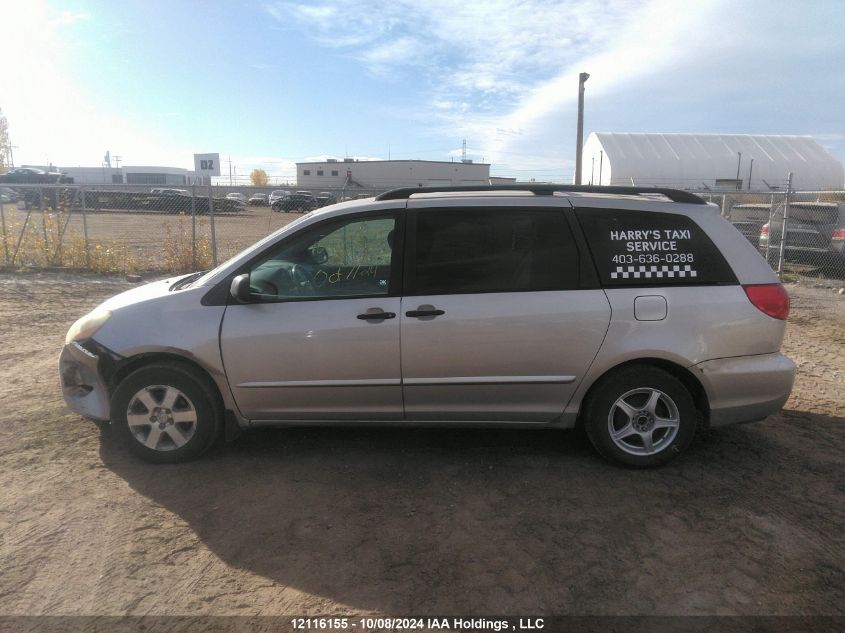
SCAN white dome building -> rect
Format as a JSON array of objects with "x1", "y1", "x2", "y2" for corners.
[{"x1": 581, "y1": 133, "x2": 844, "y2": 191}]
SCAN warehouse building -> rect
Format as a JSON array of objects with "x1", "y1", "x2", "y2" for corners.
[
  {"x1": 296, "y1": 159, "x2": 490, "y2": 190},
  {"x1": 50, "y1": 165, "x2": 196, "y2": 185},
  {"x1": 581, "y1": 133, "x2": 844, "y2": 191}
]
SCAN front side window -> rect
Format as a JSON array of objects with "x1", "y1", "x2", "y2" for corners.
[
  {"x1": 248, "y1": 216, "x2": 396, "y2": 301},
  {"x1": 409, "y1": 208, "x2": 579, "y2": 295}
]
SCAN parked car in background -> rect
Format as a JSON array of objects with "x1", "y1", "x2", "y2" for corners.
[
  {"x1": 225, "y1": 193, "x2": 248, "y2": 203},
  {"x1": 269, "y1": 190, "x2": 289, "y2": 207},
  {"x1": 59, "y1": 184, "x2": 794, "y2": 467},
  {"x1": 315, "y1": 191, "x2": 337, "y2": 207},
  {"x1": 729, "y1": 204, "x2": 770, "y2": 248},
  {"x1": 0, "y1": 187, "x2": 19, "y2": 203},
  {"x1": 150, "y1": 188, "x2": 189, "y2": 196},
  {"x1": 1, "y1": 167, "x2": 46, "y2": 178},
  {"x1": 141, "y1": 189, "x2": 193, "y2": 214},
  {"x1": 274, "y1": 190, "x2": 316, "y2": 213},
  {"x1": 0, "y1": 167, "x2": 73, "y2": 184},
  {"x1": 758, "y1": 202, "x2": 845, "y2": 273},
  {"x1": 248, "y1": 193, "x2": 268, "y2": 206}
]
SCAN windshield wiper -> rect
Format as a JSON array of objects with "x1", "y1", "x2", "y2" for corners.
[{"x1": 170, "y1": 271, "x2": 207, "y2": 291}]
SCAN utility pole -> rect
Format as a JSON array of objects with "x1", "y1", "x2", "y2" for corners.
[
  {"x1": 574, "y1": 72, "x2": 590, "y2": 185},
  {"x1": 227, "y1": 156, "x2": 233, "y2": 186},
  {"x1": 113, "y1": 155, "x2": 122, "y2": 169},
  {"x1": 598, "y1": 150, "x2": 603, "y2": 184},
  {"x1": 735, "y1": 152, "x2": 742, "y2": 190},
  {"x1": 747, "y1": 158, "x2": 754, "y2": 190},
  {"x1": 462, "y1": 139, "x2": 467, "y2": 162}
]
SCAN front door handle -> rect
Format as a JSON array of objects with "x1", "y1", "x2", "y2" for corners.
[
  {"x1": 357, "y1": 310, "x2": 396, "y2": 320},
  {"x1": 405, "y1": 308, "x2": 445, "y2": 318}
]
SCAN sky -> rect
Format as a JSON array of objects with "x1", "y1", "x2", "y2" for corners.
[{"x1": 1, "y1": 0, "x2": 843, "y2": 183}]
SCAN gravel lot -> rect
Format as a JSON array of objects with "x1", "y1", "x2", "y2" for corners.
[{"x1": 0, "y1": 272, "x2": 842, "y2": 617}]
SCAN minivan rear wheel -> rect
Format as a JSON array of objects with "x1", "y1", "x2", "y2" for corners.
[
  {"x1": 111, "y1": 363, "x2": 221, "y2": 463},
  {"x1": 583, "y1": 365, "x2": 697, "y2": 467}
]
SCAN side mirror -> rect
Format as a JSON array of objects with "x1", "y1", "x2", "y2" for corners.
[{"x1": 229, "y1": 273, "x2": 252, "y2": 303}]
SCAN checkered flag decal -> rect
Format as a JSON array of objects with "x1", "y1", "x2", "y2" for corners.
[{"x1": 610, "y1": 264, "x2": 698, "y2": 280}]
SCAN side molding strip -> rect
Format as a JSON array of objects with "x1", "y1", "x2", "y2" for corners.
[{"x1": 239, "y1": 376, "x2": 577, "y2": 388}]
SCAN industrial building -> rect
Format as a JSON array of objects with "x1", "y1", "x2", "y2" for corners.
[
  {"x1": 54, "y1": 165, "x2": 197, "y2": 185},
  {"x1": 581, "y1": 133, "x2": 844, "y2": 191},
  {"x1": 296, "y1": 159, "x2": 490, "y2": 190}
]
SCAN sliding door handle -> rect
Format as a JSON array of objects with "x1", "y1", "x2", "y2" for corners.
[
  {"x1": 405, "y1": 308, "x2": 445, "y2": 318},
  {"x1": 357, "y1": 311, "x2": 396, "y2": 320}
]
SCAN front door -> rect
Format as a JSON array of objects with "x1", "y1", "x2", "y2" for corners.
[{"x1": 220, "y1": 213, "x2": 403, "y2": 420}]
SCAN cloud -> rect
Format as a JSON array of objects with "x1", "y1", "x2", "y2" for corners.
[
  {"x1": 264, "y1": 0, "x2": 845, "y2": 175},
  {"x1": 52, "y1": 10, "x2": 90, "y2": 26},
  {"x1": 267, "y1": 0, "x2": 627, "y2": 93},
  {"x1": 263, "y1": 0, "x2": 692, "y2": 168},
  {"x1": 358, "y1": 37, "x2": 423, "y2": 76}
]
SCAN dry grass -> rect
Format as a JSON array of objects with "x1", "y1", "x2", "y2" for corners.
[
  {"x1": 161, "y1": 214, "x2": 214, "y2": 273},
  {"x1": 0, "y1": 199, "x2": 213, "y2": 274}
]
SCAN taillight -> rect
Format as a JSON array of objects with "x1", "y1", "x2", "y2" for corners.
[
  {"x1": 832, "y1": 228, "x2": 845, "y2": 240},
  {"x1": 743, "y1": 284, "x2": 790, "y2": 320},
  {"x1": 760, "y1": 224, "x2": 769, "y2": 236}
]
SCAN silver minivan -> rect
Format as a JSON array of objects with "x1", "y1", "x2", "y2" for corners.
[{"x1": 60, "y1": 185, "x2": 795, "y2": 467}]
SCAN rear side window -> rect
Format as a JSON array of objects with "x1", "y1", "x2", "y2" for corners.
[
  {"x1": 409, "y1": 208, "x2": 579, "y2": 295},
  {"x1": 575, "y1": 208, "x2": 736, "y2": 286}
]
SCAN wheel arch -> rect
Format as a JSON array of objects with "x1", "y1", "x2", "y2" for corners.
[
  {"x1": 576, "y1": 357, "x2": 710, "y2": 428},
  {"x1": 107, "y1": 352, "x2": 225, "y2": 411}
]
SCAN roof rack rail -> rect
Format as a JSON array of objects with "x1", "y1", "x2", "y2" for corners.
[{"x1": 374, "y1": 184, "x2": 706, "y2": 205}]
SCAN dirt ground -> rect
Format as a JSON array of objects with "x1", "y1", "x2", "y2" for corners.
[{"x1": 0, "y1": 272, "x2": 842, "y2": 618}]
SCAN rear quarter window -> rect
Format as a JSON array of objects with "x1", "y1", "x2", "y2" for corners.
[{"x1": 575, "y1": 208, "x2": 736, "y2": 286}]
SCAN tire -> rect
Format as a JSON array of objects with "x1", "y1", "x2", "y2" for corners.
[
  {"x1": 765, "y1": 251, "x2": 780, "y2": 270},
  {"x1": 111, "y1": 363, "x2": 222, "y2": 463},
  {"x1": 582, "y1": 365, "x2": 697, "y2": 467}
]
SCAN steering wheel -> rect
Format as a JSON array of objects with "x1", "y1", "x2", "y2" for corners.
[{"x1": 290, "y1": 264, "x2": 315, "y2": 296}]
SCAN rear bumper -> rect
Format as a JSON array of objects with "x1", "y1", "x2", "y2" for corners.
[
  {"x1": 692, "y1": 352, "x2": 795, "y2": 427},
  {"x1": 59, "y1": 342, "x2": 112, "y2": 421}
]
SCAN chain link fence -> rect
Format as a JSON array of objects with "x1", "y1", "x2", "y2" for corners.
[
  {"x1": 0, "y1": 183, "x2": 391, "y2": 275},
  {"x1": 1, "y1": 182, "x2": 843, "y2": 281},
  {"x1": 700, "y1": 187, "x2": 845, "y2": 281}
]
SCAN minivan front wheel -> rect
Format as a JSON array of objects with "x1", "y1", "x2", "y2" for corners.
[
  {"x1": 111, "y1": 363, "x2": 221, "y2": 463},
  {"x1": 583, "y1": 366, "x2": 697, "y2": 467}
]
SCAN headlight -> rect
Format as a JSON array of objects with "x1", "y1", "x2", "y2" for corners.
[{"x1": 65, "y1": 308, "x2": 111, "y2": 345}]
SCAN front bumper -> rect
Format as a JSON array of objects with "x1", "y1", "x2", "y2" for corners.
[
  {"x1": 692, "y1": 352, "x2": 796, "y2": 427},
  {"x1": 59, "y1": 341, "x2": 113, "y2": 421}
]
